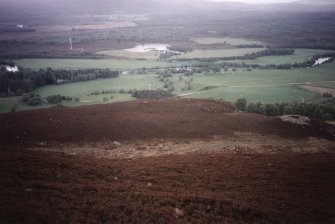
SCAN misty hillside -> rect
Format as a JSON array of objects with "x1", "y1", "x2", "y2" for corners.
[{"x1": 1, "y1": 0, "x2": 335, "y2": 16}]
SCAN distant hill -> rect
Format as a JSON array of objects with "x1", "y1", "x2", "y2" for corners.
[
  {"x1": 296, "y1": 0, "x2": 335, "y2": 5},
  {"x1": 1, "y1": 0, "x2": 335, "y2": 16}
]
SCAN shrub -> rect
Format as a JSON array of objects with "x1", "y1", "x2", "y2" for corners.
[
  {"x1": 28, "y1": 95, "x2": 42, "y2": 106},
  {"x1": 47, "y1": 95, "x2": 62, "y2": 104},
  {"x1": 235, "y1": 98, "x2": 247, "y2": 111},
  {"x1": 132, "y1": 90, "x2": 173, "y2": 99}
]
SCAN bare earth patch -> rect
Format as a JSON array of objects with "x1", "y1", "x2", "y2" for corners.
[
  {"x1": 296, "y1": 84, "x2": 335, "y2": 96},
  {"x1": 30, "y1": 133, "x2": 335, "y2": 159}
]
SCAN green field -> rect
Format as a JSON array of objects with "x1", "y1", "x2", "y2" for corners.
[
  {"x1": 35, "y1": 73, "x2": 162, "y2": 98},
  {"x1": 0, "y1": 96, "x2": 54, "y2": 114},
  {"x1": 0, "y1": 97, "x2": 23, "y2": 113},
  {"x1": 2, "y1": 60, "x2": 333, "y2": 113},
  {"x1": 0, "y1": 74, "x2": 163, "y2": 113},
  {"x1": 186, "y1": 85, "x2": 314, "y2": 103},
  {"x1": 172, "y1": 48, "x2": 264, "y2": 59},
  {"x1": 3, "y1": 42, "x2": 335, "y2": 113},
  {"x1": 174, "y1": 62, "x2": 335, "y2": 103}
]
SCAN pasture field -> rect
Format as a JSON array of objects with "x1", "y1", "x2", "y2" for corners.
[
  {"x1": 186, "y1": 85, "x2": 314, "y2": 103},
  {"x1": 192, "y1": 37, "x2": 263, "y2": 45},
  {"x1": 196, "y1": 63, "x2": 335, "y2": 87},
  {"x1": 15, "y1": 58, "x2": 179, "y2": 70},
  {"x1": 4, "y1": 42, "x2": 335, "y2": 113},
  {"x1": 172, "y1": 48, "x2": 264, "y2": 59},
  {"x1": 0, "y1": 74, "x2": 162, "y2": 113},
  {"x1": 2, "y1": 61, "x2": 333, "y2": 113},
  {"x1": 0, "y1": 97, "x2": 52, "y2": 114},
  {"x1": 0, "y1": 97, "x2": 22, "y2": 113},
  {"x1": 173, "y1": 62, "x2": 335, "y2": 102},
  {"x1": 34, "y1": 73, "x2": 162, "y2": 97}
]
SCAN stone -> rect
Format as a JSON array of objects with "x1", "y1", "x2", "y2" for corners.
[{"x1": 113, "y1": 141, "x2": 122, "y2": 147}]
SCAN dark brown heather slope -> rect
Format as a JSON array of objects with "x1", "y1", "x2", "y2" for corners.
[
  {"x1": 0, "y1": 99, "x2": 334, "y2": 146},
  {"x1": 0, "y1": 99, "x2": 335, "y2": 223},
  {"x1": 0, "y1": 150, "x2": 334, "y2": 224}
]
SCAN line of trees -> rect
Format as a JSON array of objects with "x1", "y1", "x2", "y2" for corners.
[
  {"x1": 235, "y1": 98, "x2": 335, "y2": 121},
  {"x1": 132, "y1": 90, "x2": 173, "y2": 99},
  {"x1": 174, "y1": 50, "x2": 335, "y2": 70},
  {"x1": 21, "y1": 93, "x2": 75, "y2": 106},
  {"x1": 176, "y1": 48, "x2": 295, "y2": 62},
  {"x1": 0, "y1": 68, "x2": 119, "y2": 97}
]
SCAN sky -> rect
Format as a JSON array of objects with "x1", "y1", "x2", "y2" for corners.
[{"x1": 208, "y1": 0, "x2": 296, "y2": 3}]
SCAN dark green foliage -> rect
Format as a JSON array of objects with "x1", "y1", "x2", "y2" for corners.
[
  {"x1": 46, "y1": 95, "x2": 72, "y2": 104},
  {"x1": 265, "y1": 103, "x2": 280, "y2": 116},
  {"x1": 235, "y1": 98, "x2": 247, "y2": 111},
  {"x1": 246, "y1": 103, "x2": 258, "y2": 113},
  {"x1": 323, "y1": 92, "x2": 333, "y2": 98},
  {"x1": 237, "y1": 44, "x2": 264, "y2": 48},
  {"x1": 27, "y1": 95, "x2": 42, "y2": 106},
  {"x1": 22, "y1": 92, "x2": 42, "y2": 106},
  {"x1": 10, "y1": 104, "x2": 17, "y2": 112},
  {"x1": 0, "y1": 68, "x2": 119, "y2": 97},
  {"x1": 47, "y1": 95, "x2": 63, "y2": 104},
  {"x1": 89, "y1": 90, "x2": 117, "y2": 96},
  {"x1": 132, "y1": 90, "x2": 173, "y2": 99},
  {"x1": 22, "y1": 93, "x2": 32, "y2": 102},
  {"x1": 177, "y1": 48, "x2": 295, "y2": 62},
  {"x1": 246, "y1": 101, "x2": 335, "y2": 120}
]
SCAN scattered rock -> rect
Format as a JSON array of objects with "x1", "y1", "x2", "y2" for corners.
[
  {"x1": 113, "y1": 141, "x2": 122, "y2": 147},
  {"x1": 280, "y1": 115, "x2": 311, "y2": 126},
  {"x1": 175, "y1": 208, "x2": 184, "y2": 217},
  {"x1": 136, "y1": 146, "x2": 147, "y2": 151},
  {"x1": 108, "y1": 141, "x2": 122, "y2": 149},
  {"x1": 114, "y1": 177, "x2": 118, "y2": 180},
  {"x1": 38, "y1": 141, "x2": 47, "y2": 147},
  {"x1": 24, "y1": 188, "x2": 33, "y2": 192},
  {"x1": 147, "y1": 182, "x2": 153, "y2": 187}
]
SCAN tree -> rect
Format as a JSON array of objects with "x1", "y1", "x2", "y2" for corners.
[
  {"x1": 235, "y1": 98, "x2": 247, "y2": 111},
  {"x1": 282, "y1": 105, "x2": 293, "y2": 115},
  {"x1": 47, "y1": 95, "x2": 63, "y2": 104},
  {"x1": 28, "y1": 95, "x2": 42, "y2": 106},
  {"x1": 246, "y1": 102, "x2": 257, "y2": 113},
  {"x1": 265, "y1": 104, "x2": 280, "y2": 116}
]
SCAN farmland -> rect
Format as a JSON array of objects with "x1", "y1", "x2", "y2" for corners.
[
  {"x1": 171, "y1": 48, "x2": 264, "y2": 59},
  {"x1": 0, "y1": 47, "x2": 332, "y2": 113}
]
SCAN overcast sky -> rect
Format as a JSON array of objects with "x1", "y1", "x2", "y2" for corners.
[{"x1": 208, "y1": 0, "x2": 296, "y2": 3}]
